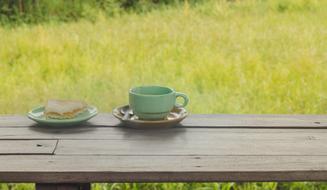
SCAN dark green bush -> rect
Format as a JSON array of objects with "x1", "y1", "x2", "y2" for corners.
[
  {"x1": 0, "y1": 0, "x2": 198, "y2": 24},
  {"x1": 0, "y1": 0, "x2": 92, "y2": 23}
]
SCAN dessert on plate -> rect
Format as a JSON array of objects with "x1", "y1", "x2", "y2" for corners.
[{"x1": 44, "y1": 99, "x2": 87, "y2": 119}]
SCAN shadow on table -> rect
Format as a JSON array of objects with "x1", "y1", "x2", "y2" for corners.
[
  {"x1": 114, "y1": 123, "x2": 188, "y2": 141},
  {"x1": 28, "y1": 121, "x2": 186, "y2": 142},
  {"x1": 28, "y1": 122, "x2": 97, "y2": 134}
]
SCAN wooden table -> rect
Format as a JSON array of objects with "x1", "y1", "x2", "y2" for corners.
[{"x1": 1, "y1": 114, "x2": 327, "y2": 190}]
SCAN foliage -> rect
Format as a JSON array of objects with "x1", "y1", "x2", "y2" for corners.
[
  {"x1": 2, "y1": 183, "x2": 327, "y2": 190},
  {"x1": 0, "y1": 0, "x2": 319, "y2": 24},
  {"x1": 1, "y1": 0, "x2": 326, "y2": 114},
  {"x1": 0, "y1": 0, "x2": 199, "y2": 24}
]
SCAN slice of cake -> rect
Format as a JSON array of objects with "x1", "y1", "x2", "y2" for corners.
[{"x1": 44, "y1": 99, "x2": 87, "y2": 119}]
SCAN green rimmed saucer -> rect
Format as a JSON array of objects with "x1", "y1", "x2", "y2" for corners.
[
  {"x1": 27, "y1": 106, "x2": 98, "y2": 127},
  {"x1": 112, "y1": 105, "x2": 188, "y2": 129}
]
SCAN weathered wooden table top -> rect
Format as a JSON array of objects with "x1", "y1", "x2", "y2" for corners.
[{"x1": 1, "y1": 114, "x2": 327, "y2": 183}]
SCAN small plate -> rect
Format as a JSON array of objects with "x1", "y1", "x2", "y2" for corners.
[
  {"x1": 112, "y1": 105, "x2": 188, "y2": 129},
  {"x1": 27, "y1": 106, "x2": 98, "y2": 127}
]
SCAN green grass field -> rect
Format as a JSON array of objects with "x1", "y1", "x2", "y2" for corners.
[{"x1": 1, "y1": 0, "x2": 327, "y2": 189}]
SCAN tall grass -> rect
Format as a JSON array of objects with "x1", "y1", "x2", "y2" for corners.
[
  {"x1": 0, "y1": 0, "x2": 326, "y2": 114},
  {"x1": 1, "y1": 182, "x2": 327, "y2": 190},
  {"x1": 0, "y1": 0, "x2": 327, "y2": 189}
]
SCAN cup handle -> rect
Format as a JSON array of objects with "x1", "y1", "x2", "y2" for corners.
[{"x1": 175, "y1": 92, "x2": 189, "y2": 108}]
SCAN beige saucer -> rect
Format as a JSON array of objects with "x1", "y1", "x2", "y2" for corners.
[{"x1": 112, "y1": 105, "x2": 188, "y2": 129}]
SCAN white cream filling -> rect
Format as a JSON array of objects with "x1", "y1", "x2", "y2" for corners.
[{"x1": 45, "y1": 100, "x2": 87, "y2": 114}]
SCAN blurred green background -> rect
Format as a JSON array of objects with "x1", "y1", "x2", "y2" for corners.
[{"x1": 0, "y1": 0, "x2": 327, "y2": 189}]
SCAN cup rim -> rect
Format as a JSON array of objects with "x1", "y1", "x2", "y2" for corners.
[{"x1": 129, "y1": 85, "x2": 174, "y2": 97}]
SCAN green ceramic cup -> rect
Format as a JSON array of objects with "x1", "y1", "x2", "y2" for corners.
[{"x1": 129, "y1": 86, "x2": 189, "y2": 120}]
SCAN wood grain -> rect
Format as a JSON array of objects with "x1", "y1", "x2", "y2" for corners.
[
  {"x1": 1, "y1": 114, "x2": 327, "y2": 128},
  {"x1": 55, "y1": 135, "x2": 327, "y2": 156},
  {"x1": 2, "y1": 127, "x2": 327, "y2": 140},
  {"x1": 182, "y1": 114, "x2": 327, "y2": 128},
  {"x1": 0, "y1": 115, "x2": 34, "y2": 127},
  {"x1": 0, "y1": 140, "x2": 57, "y2": 155},
  {"x1": 1, "y1": 114, "x2": 327, "y2": 182},
  {"x1": 0, "y1": 155, "x2": 327, "y2": 182}
]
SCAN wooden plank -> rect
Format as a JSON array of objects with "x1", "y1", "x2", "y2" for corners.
[
  {"x1": 36, "y1": 183, "x2": 90, "y2": 190},
  {"x1": 0, "y1": 140, "x2": 57, "y2": 155},
  {"x1": 1, "y1": 114, "x2": 327, "y2": 128},
  {"x1": 92, "y1": 114, "x2": 327, "y2": 128},
  {"x1": 0, "y1": 114, "x2": 327, "y2": 183},
  {"x1": 55, "y1": 130, "x2": 327, "y2": 155},
  {"x1": 0, "y1": 115, "x2": 35, "y2": 127},
  {"x1": 182, "y1": 114, "x2": 327, "y2": 128},
  {"x1": 2, "y1": 127, "x2": 327, "y2": 140},
  {"x1": 0, "y1": 155, "x2": 327, "y2": 182}
]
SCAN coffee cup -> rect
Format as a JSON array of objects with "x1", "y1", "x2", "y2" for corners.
[{"x1": 129, "y1": 85, "x2": 189, "y2": 120}]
